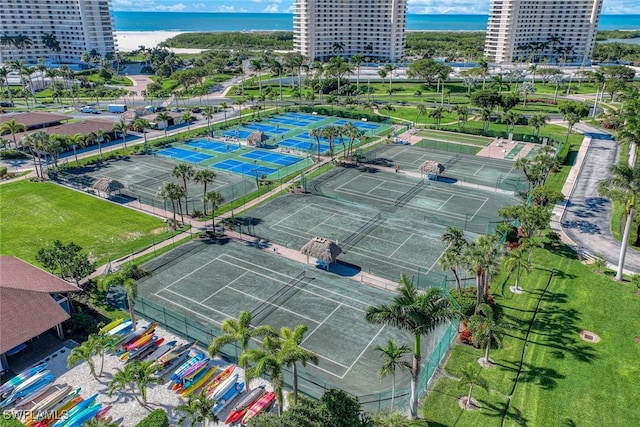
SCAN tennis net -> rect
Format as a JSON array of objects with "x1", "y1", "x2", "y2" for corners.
[
  {"x1": 340, "y1": 213, "x2": 384, "y2": 253},
  {"x1": 445, "y1": 153, "x2": 460, "y2": 168},
  {"x1": 394, "y1": 179, "x2": 426, "y2": 208},
  {"x1": 251, "y1": 270, "x2": 307, "y2": 325}
]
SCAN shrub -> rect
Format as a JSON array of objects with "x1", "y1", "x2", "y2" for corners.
[
  {"x1": 135, "y1": 409, "x2": 169, "y2": 427},
  {"x1": 0, "y1": 166, "x2": 7, "y2": 178},
  {"x1": 450, "y1": 287, "x2": 476, "y2": 317},
  {"x1": 191, "y1": 209, "x2": 203, "y2": 218},
  {"x1": 0, "y1": 149, "x2": 28, "y2": 160},
  {"x1": 63, "y1": 312, "x2": 97, "y2": 335}
]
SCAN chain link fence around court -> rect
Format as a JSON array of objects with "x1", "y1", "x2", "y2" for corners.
[{"x1": 133, "y1": 295, "x2": 458, "y2": 414}]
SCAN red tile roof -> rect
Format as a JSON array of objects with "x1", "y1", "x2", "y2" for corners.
[
  {"x1": 0, "y1": 256, "x2": 79, "y2": 354},
  {"x1": 0, "y1": 112, "x2": 69, "y2": 129}
]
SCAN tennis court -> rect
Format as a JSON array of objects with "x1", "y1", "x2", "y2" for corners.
[
  {"x1": 245, "y1": 123, "x2": 289, "y2": 134},
  {"x1": 59, "y1": 155, "x2": 258, "y2": 211},
  {"x1": 136, "y1": 239, "x2": 415, "y2": 398},
  {"x1": 212, "y1": 159, "x2": 278, "y2": 177},
  {"x1": 365, "y1": 144, "x2": 528, "y2": 193},
  {"x1": 156, "y1": 147, "x2": 214, "y2": 163},
  {"x1": 223, "y1": 129, "x2": 252, "y2": 139},
  {"x1": 187, "y1": 139, "x2": 241, "y2": 153},
  {"x1": 240, "y1": 167, "x2": 519, "y2": 285},
  {"x1": 241, "y1": 150, "x2": 304, "y2": 166},
  {"x1": 278, "y1": 138, "x2": 331, "y2": 154}
]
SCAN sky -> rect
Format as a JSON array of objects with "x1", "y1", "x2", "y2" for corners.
[{"x1": 111, "y1": 0, "x2": 639, "y2": 14}]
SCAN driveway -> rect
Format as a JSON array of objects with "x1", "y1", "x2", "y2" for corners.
[{"x1": 560, "y1": 123, "x2": 640, "y2": 273}]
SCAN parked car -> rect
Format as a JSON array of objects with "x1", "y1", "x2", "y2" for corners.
[
  {"x1": 191, "y1": 107, "x2": 201, "y2": 113},
  {"x1": 80, "y1": 106, "x2": 99, "y2": 114},
  {"x1": 0, "y1": 101, "x2": 13, "y2": 107}
]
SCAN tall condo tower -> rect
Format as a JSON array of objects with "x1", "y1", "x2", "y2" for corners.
[
  {"x1": 0, "y1": 0, "x2": 116, "y2": 64},
  {"x1": 484, "y1": 0, "x2": 603, "y2": 65},
  {"x1": 294, "y1": 0, "x2": 407, "y2": 62}
]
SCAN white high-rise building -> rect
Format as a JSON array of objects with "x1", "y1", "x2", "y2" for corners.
[
  {"x1": 0, "y1": 0, "x2": 116, "y2": 65},
  {"x1": 484, "y1": 0, "x2": 603, "y2": 65},
  {"x1": 293, "y1": 0, "x2": 407, "y2": 62}
]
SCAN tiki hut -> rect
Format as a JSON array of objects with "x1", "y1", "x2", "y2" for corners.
[
  {"x1": 92, "y1": 177, "x2": 124, "y2": 197},
  {"x1": 247, "y1": 130, "x2": 269, "y2": 147},
  {"x1": 300, "y1": 237, "x2": 342, "y2": 269},
  {"x1": 419, "y1": 160, "x2": 444, "y2": 179}
]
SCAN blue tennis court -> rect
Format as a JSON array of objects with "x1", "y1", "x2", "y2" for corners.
[
  {"x1": 297, "y1": 132, "x2": 330, "y2": 142},
  {"x1": 241, "y1": 150, "x2": 303, "y2": 166},
  {"x1": 223, "y1": 129, "x2": 252, "y2": 138},
  {"x1": 157, "y1": 147, "x2": 214, "y2": 163},
  {"x1": 334, "y1": 119, "x2": 380, "y2": 130},
  {"x1": 268, "y1": 117, "x2": 308, "y2": 127},
  {"x1": 187, "y1": 139, "x2": 241, "y2": 153},
  {"x1": 211, "y1": 159, "x2": 277, "y2": 177},
  {"x1": 245, "y1": 124, "x2": 288, "y2": 134},
  {"x1": 279, "y1": 139, "x2": 331, "y2": 153},
  {"x1": 284, "y1": 113, "x2": 325, "y2": 122}
]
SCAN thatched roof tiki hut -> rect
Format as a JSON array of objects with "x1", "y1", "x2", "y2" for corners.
[
  {"x1": 247, "y1": 130, "x2": 269, "y2": 147},
  {"x1": 300, "y1": 237, "x2": 342, "y2": 270},
  {"x1": 419, "y1": 160, "x2": 445, "y2": 180},
  {"x1": 92, "y1": 177, "x2": 124, "y2": 197}
]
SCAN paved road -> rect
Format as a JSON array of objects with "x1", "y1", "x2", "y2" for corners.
[{"x1": 560, "y1": 123, "x2": 640, "y2": 273}]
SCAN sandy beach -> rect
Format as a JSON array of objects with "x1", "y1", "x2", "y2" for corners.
[{"x1": 115, "y1": 31, "x2": 207, "y2": 54}]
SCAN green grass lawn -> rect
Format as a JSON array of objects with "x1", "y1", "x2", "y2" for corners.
[
  {"x1": 0, "y1": 180, "x2": 168, "y2": 266},
  {"x1": 423, "y1": 239, "x2": 640, "y2": 426}
]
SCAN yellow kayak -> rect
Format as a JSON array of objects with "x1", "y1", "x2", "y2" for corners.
[
  {"x1": 180, "y1": 367, "x2": 217, "y2": 398},
  {"x1": 98, "y1": 318, "x2": 126, "y2": 335}
]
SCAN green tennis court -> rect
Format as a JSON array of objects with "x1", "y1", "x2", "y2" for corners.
[
  {"x1": 364, "y1": 144, "x2": 528, "y2": 193},
  {"x1": 237, "y1": 167, "x2": 519, "y2": 286},
  {"x1": 136, "y1": 239, "x2": 416, "y2": 399},
  {"x1": 59, "y1": 155, "x2": 257, "y2": 211}
]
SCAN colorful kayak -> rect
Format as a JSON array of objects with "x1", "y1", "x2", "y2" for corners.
[
  {"x1": 143, "y1": 340, "x2": 177, "y2": 363},
  {"x1": 204, "y1": 365, "x2": 235, "y2": 397},
  {"x1": 2, "y1": 374, "x2": 55, "y2": 408},
  {"x1": 156, "y1": 351, "x2": 190, "y2": 378},
  {"x1": 13, "y1": 371, "x2": 52, "y2": 394},
  {"x1": 33, "y1": 395, "x2": 83, "y2": 427},
  {"x1": 180, "y1": 366, "x2": 218, "y2": 397},
  {"x1": 173, "y1": 362, "x2": 210, "y2": 391},
  {"x1": 120, "y1": 336, "x2": 163, "y2": 361},
  {"x1": 213, "y1": 382, "x2": 244, "y2": 416},
  {"x1": 28, "y1": 386, "x2": 74, "y2": 414},
  {"x1": 116, "y1": 323, "x2": 152, "y2": 348},
  {"x1": 98, "y1": 318, "x2": 126, "y2": 335},
  {"x1": 62, "y1": 403, "x2": 102, "y2": 427},
  {"x1": 126, "y1": 337, "x2": 165, "y2": 362},
  {"x1": 122, "y1": 324, "x2": 158, "y2": 351},
  {"x1": 208, "y1": 372, "x2": 238, "y2": 401},
  {"x1": 106, "y1": 320, "x2": 134, "y2": 336},
  {"x1": 0, "y1": 363, "x2": 48, "y2": 397},
  {"x1": 170, "y1": 353, "x2": 205, "y2": 384},
  {"x1": 12, "y1": 382, "x2": 55, "y2": 410},
  {"x1": 242, "y1": 391, "x2": 276, "y2": 424},
  {"x1": 51, "y1": 393, "x2": 98, "y2": 427},
  {"x1": 157, "y1": 341, "x2": 196, "y2": 366},
  {"x1": 26, "y1": 388, "x2": 80, "y2": 426},
  {"x1": 224, "y1": 385, "x2": 265, "y2": 425}
]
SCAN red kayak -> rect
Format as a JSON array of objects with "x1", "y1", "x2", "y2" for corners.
[
  {"x1": 242, "y1": 391, "x2": 275, "y2": 424},
  {"x1": 224, "y1": 386, "x2": 265, "y2": 424}
]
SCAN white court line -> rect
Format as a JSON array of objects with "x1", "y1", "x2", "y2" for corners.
[
  {"x1": 388, "y1": 232, "x2": 416, "y2": 258},
  {"x1": 473, "y1": 164, "x2": 486, "y2": 176},
  {"x1": 155, "y1": 292, "x2": 229, "y2": 326},
  {"x1": 217, "y1": 255, "x2": 368, "y2": 311},
  {"x1": 301, "y1": 304, "x2": 341, "y2": 345},
  {"x1": 436, "y1": 194, "x2": 455, "y2": 211},
  {"x1": 469, "y1": 197, "x2": 489, "y2": 222},
  {"x1": 333, "y1": 173, "x2": 366, "y2": 194},
  {"x1": 202, "y1": 271, "x2": 249, "y2": 304},
  {"x1": 366, "y1": 180, "x2": 389, "y2": 195},
  {"x1": 271, "y1": 203, "x2": 310, "y2": 228},
  {"x1": 342, "y1": 325, "x2": 386, "y2": 378},
  {"x1": 158, "y1": 254, "x2": 227, "y2": 293},
  {"x1": 226, "y1": 286, "x2": 320, "y2": 325},
  {"x1": 309, "y1": 212, "x2": 340, "y2": 234}
]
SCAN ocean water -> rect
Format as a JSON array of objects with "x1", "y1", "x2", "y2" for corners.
[{"x1": 112, "y1": 12, "x2": 640, "y2": 33}]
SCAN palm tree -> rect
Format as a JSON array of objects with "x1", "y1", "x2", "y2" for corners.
[
  {"x1": 518, "y1": 82, "x2": 536, "y2": 107},
  {"x1": 439, "y1": 248, "x2": 465, "y2": 294},
  {"x1": 131, "y1": 118, "x2": 150, "y2": 151},
  {"x1": 598, "y1": 163, "x2": 640, "y2": 281},
  {"x1": 202, "y1": 106, "x2": 214, "y2": 136},
  {"x1": 0, "y1": 66, "x2": 13, "y2": 103},
  {"x1": 91, "y1": 333, "x2": 118, "y2": 377},
  {"x1": 250, "y1": 58, "x2": 263, "y2": 95},
  {"x1": 240, "y1": 335, "x2": 285, "y2": 414},
  {"x1": 415, "y1": 104, "x2": 427, "y2": 127},
  {"x1": 504, "y1": 246, "x2": 532, "y2": 293},
  {"x1": 468, "y1": 303, "x2": 511, "y2": 366},
  {"x1": 102, "y1": 263, "x2": 151, "y2": 332},
  {"x1": 373, "y1": 339, "x2": 411, "y2": 409},
  {"x1": 208, "y1": 310, "x2": 275, "y2": 392},
  {"x1": 42, "y1": 32, "x2": 61, "y2": 62},
  {"x1": 112, "y1": 120, "x2": 129, "y2": 152},
  {"x1": 503, "y1": 110, "x2": 522, "y2": 134},
  {"x1": 180, "y1": 112, "x2": 196, "y2": 133},
  {"x1": 0, "y1": 119, "x2": 26, "y2": 150},
  {"x1": 93, "y1": 129, "x2": 110, "y2": 159},
  {"x1": 428, "y1": 106, "x2": 446, "y2": 129},
  {"x1": 365, "y1": 274, "x2": 457, "y2": 419},
  {"x1": 455, "y1": 105, "x2": 470, "y2": 130},
  {"x1": 528, "y1": 114, "x2": 549, "y2": 137},
  {"x1": 156, "y1": 111, "x2": 171, "y2": 141},
  {"x1": 19, "y1": 131, "x2": 45, "y2": 178},
  {"x1": 459, "y1": 363, "x2": 489, "y2": 410},
  {"x1": 351, "y1": 54, "x2": 364, "y2": 97},
  {"x1": 203, "y1": 191, "x2": 224, "y2": 228},
  {"x1": 194, "y1": 169, "x2": 217, "y2": 214},
  {"x1": 279, "y1": 325, "x2": 319, "y2": 405},
  {"x1": 309, "y1": 127, "x2": 323, "y2": 162},
  {"x1": 463, "y1": 235, "x2": 502, "y2": 313},
  {"x1": 108, "y1": 360, "x2": 162, "y2": 406},
  {"x1": 176, "y1": 390, "x2": 218, "y2": 427},
  {"x1": 67, "y1": 339, "x2": 98, "y2": 379},
  {"x1": 157, "y1": 182, "x2": 185, "y2": 225},
  {"x1": 172, "y1": 163, "x2": 195, "y2": 215}
]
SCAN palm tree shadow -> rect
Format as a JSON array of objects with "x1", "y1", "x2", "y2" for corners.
[{"x1": 478, "y1": 398, "x2": 529, "y2": 426}]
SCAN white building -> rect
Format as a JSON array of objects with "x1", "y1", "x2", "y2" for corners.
[
  {"x1": 0, "y1": 0, "x2": 116, "y2": 65},
  {"x1": 293, "y1": 0, "x2": 407, "y2": 62},
  {"x1": 484, "y1": 0, "x2": 603, "y2": 65}
]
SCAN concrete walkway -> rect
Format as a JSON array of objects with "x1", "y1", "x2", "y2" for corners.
[{"x1": 552, "y1": 123, "x2": 640, "y2": 274}]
